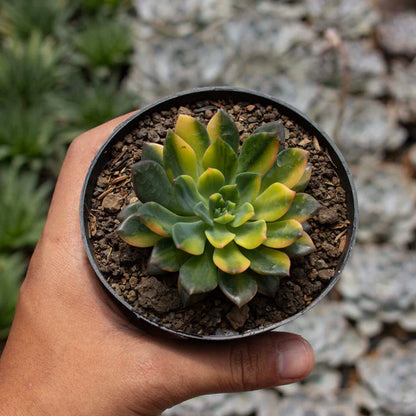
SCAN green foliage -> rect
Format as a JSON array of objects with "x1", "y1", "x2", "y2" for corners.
[
  {"x1": 0, "y1": 253, "x2": 26, "y2": 339},
  {"x1": 118, "y1": 110, "x2": 321, "y2": 307},
  {"x1": 0, "y1": 164, "x2": 51, "y2": 251},
  {"x1": 0, "y1": 104, "x2": 55, "y2": 162},
  {"x1": 0, "y1": 0, "x2": 73, "y2": 39},
  {"x1": 74, "y1": 16, "x2": 132, "y2": 70},
  {"x1": 59, "y1": 78, "x2": 136, "y2": 139},
  {"x1": 0, "y1": 33, "x2": 64, "y2": 107},
  {"x1": 77, "y1": 0, "x2": 132, "y2": 13}
]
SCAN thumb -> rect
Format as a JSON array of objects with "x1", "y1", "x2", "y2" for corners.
[{"x1": 149, "y1": 332, "x2": 314, "y2": 410}]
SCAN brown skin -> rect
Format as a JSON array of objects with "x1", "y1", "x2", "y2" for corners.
[{"x1": 0, "y1": 114, "x2": 314, "y2": 416}]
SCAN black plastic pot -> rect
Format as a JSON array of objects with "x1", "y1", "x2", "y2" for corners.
[{"x1": 80, "y1": 86, "x2": 358, "y2": 341}]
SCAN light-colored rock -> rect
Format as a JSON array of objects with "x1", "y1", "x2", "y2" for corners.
[{"x1": 357, "y1": 338, "x2": 416, "y2": 415}]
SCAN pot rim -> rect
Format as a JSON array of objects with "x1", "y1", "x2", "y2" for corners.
[{"x1": 80, "y1": 86, "x2": 358, "y2": 341}]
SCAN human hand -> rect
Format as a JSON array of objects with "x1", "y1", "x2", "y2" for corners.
[{"x1": 0, "y1": 114, "x2": 314, "y2": 416}]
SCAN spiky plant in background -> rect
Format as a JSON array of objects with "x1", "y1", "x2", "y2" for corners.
[
  {"x1": 0, "y1": 253, "x2": 26, "y2": 339},
  {"x1": 117, "y1": 110, "x2": 321, "y2": 307}
]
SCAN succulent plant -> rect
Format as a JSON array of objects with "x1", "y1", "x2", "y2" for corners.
[{"x1": 117, "y1": 109, "x2": 321, "y2": 307}]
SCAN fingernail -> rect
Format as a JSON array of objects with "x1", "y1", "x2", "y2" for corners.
[{"x1": 277, "y1": 337, "x2": 313, "y2": 381}]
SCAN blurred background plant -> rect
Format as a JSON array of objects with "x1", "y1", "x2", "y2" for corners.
[{"x1": 0, "y1": 0, "x2": 136, "y2": 344}]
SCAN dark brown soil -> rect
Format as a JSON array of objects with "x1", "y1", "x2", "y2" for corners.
[{"x1": 87, "y1": 100, "x2": 349, "y2": 336}]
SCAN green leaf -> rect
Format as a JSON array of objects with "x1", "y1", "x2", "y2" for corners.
[
  {"x1": 194, "y1": 201, "x2": 213, "y2": 226},
  {"x1": 282, "y1": 231, "x2": 316, "y2": 257},
  {"x1": 242, "y1": 246, "x2": 290, "y2": 276},
  {"x1": 253, "y1": 183, "x2": 295, "y2": 222},
  {"x1": 148, "y1": 238, "x2": 190, "y2": 272},
  {"x1": 174, "y1": 175, "x2": 204, "y2": 215},
  {"x1": 219, "y1": 184, "x2": 239, "y2": 203},
  {"x1": 292, "y1": 164, "x2": 312, "y2": 192},
  {"x1": 253, "y1": 121, "x2": 285, "y2": 144},
  {"x1": 172, "y1": 221, "x2": 207, "y2": 255},
  {"x1": 237, "y1": 132, "x2": 279, "y2": 175},
  {"x1": 279, "y1": 193, "x2": 321, "y2": 222},
  {"x1": 202, "y1": 137, "x2": 238, "y2": 183},
  {"x1": 234, "y1": 220, "x2": 267, "y2": 249},
  {"x1": 141, "y1": 142, "x2": 164, "y2": 165},
  {"x1": 174, "y1": 114, "x2": 210, "y2": 171},
  {"x1": 117, "y1": 200, "x2": 142, "y2": 222},
  {"x1": 235, "y1": 172, "x2": 261, "y2": 204},
  {"x1": 179, "y1": 248, "x2": 218, "y2": 295},
  {"x1": 206, "y1": 109, "x2": 239, "y2": 153},
  {"x1": 198, "y1": 168, "x2": 225, "y2": 199},
  {"x1": 132, "y1": 160, "x2": 180, "y2": 213},
  {"x1": 264, "y1": 219, "x2": 303, "y2": 248},
  {"x1": 178, "y1": 280, "x2": 207, "y2": 306},
  {"x1": 209, "y1": 193, "x2": 224, "y2": 217},
  {"x1": 205, "y1": 223, "x2": 235, "y2": 248},
  {"x1": 137, "y1": 202, "x2": 196, "y2": 237},
  {"x1": 256, "y1": 275, "x2": 280, "y2": 297},
  {"x1": 218, "y1": 271, "x2": 257, "y2": 308},
  {"x1": 213, "y1": 213, "x2": 235, "y2": 225},
  {"x1": 164, "y1": 130, "x2": 198, "y2": 181},
  {"x1": 231, "y1": 202, "x2": 255, "y2": 227},
  {"x1": 261, "y1": 148, "x2": 309, "y2": 192},
  {"x1": 213, "y1": 241, "x2": 250, "y2": 274},
  {"x1": 117, "y1": 214, "x2": 162, "y2": 247}
]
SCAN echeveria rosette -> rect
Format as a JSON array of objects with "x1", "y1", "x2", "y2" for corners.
[{"x1": 117, "y1": 110, "x2": 321, "y2": 307}]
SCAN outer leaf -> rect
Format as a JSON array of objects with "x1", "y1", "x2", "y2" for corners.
[
  {"x1": 178, "y1": 279, "x2": 207, "y2": 306},
  {"x1": 235, "y1": 172, "x2": 261, "y2": 204},
  {"x1": 174, "y1": 114, "x2": 210, "y2": 170},
  {"x1": 205, "y1": 223, "x2": 235, "y2": 248},
  {"x1": 198, "y1": 168, "x2": 224, "y2": 199},
  {"x1": 172, "y1": 221, "x2": 207, "y2": 255},
  {"x1": 218, "y1": 271, "x2": 257, "y2": 308},
  {"x1": 219, "y1": 184, "x2": 239, "y2": 203},
  {"x1": 141, "y1": 142, "x2": 164, "y2": 165},
  {"x1": 164, "y1": 130, "x2": 198, "y2": 181},
  {"x1": 207, "y1": 109, "x2": 239, "y2": 153},
  {"x1": 213, "y1": 241, "x2": 250, "y2": 274},
  {"x1": 174, "y1": 175, "x2": 204, "y2": 215},
  {"x1": 292, "y1": 164, "x2": 312, "y2": 192},
  {"x1": 261, "y1": 148, "x2": 309, "y2": 192},
  {"x1": 148, "y1": 238, "x2": 190, "y2": 272},
  {"x1": 132, "y1": 160, "x2": 180, "y2": 213},
  {"x1": 253, "y1": 121, "x2": 285, "y2": 144},
  {"x1": 279, "y1": 193, "x2": 321, "y2": 222},
  {"x1": 117, "y1": 200, "x2": 142, "y2": 222},
  {"x1": 256, "y1": 275, "x2": 280, "y2": 297},
  {"x1": 282, "y1": 231, "x2": 316, "y2": 257},
  {"x1": 234, "y1": 220, "x2": 267, "y2": 249},
  {"x1": 117, "y1": 214, "x2": 162, "y2": 247},
  {"x1": 242, "y1": 246, "x2": 290, "y2": 276},
  {"x1": 263, "y1": 219, "x2": 303, "y2": 248},
  {"x1": 231, "y1": 202, "x2": 255, "y2": 227},
  {"x1": 253, "y1": 183, "x2": 295, "y2": 222},
  {"x1": 237, "y1": 132, "x2": 279, "y2": 175},
  {"x1": 179, "y1": 248, "x2": 218, "y2": 295},
  {"x1": 137, "y1": 202, "x2": 196, "y2": 237},
  {"x1": 202, "y1": 137, "x2": 238, "y2": 183},
  {"x1": 194, "y1": 201, "x2": 213, "y2": 226}
]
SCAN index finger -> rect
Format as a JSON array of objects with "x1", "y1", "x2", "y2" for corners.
[{"x1": 43, "y1": 112, "x2": 137, "y2": 248}]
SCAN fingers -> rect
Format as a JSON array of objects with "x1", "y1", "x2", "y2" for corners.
[
  {"x1": 145, "y1": 332, "x2": 314, "y2": 410},
  {"x1": 41, "y1": 112, "x2": 136, "y2": 250}
]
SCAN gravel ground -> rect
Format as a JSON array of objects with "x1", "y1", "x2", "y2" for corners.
[{"x1": 126, "y1": 1, "x2": 416, "y2": 414}]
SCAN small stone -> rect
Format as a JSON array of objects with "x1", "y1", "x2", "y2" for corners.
[
  {"x1": 318, "y1": 269, "x2": 334, "y2": 280},
  {"x1": 127, "y1": 290, "x2": 137, "y2": 302},
  {"x1": 246, "y1": 104, "x2": 255, "y2": 112},
  {"x1": 226, "y1": 305, "x2": 250, "y2": 330},
  {"x1": 102, "y1": 193, "x2": 124, "y2": 213},
  {"x1": 318, "y1": 207, "x2": 339, "y2": 225},
  {"x1": 97, "y1": 175, "x2": 108, "y2": 188},
  {"x1": 178, "y1": 106, "x2": 193, "y2": 115}
]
